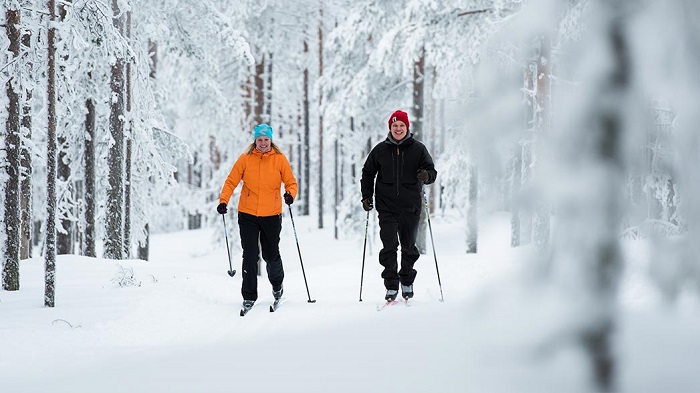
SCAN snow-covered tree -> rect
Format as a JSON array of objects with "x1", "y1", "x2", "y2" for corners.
[
  {"x1": 45, "y1": 0, "x2": 58, "y2": 307},
  {"x1": 2, "y1": 3, "x2": 22, "y2": 291},
  {"x1": 103, "y1": 0, "x2": 127, "y2": 260}
]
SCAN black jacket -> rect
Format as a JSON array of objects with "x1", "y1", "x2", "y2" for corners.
[{"x1": 360, "y1": 133, "x2": 437, "y2": 214}]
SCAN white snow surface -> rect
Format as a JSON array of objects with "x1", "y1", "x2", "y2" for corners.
[{"x1": 1, "y1": 212, "x2": 700, "y2": 393}]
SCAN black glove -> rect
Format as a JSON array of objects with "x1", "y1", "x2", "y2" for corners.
[
  {"x1": 217, "y1": 203, "x2": 228, "y2": 215},
  {"x1": 283, "y1": 192, "x2": 294, "y2": 205},
  {"x1": 361, "y1": 198, "x2": 373, "y2": 212},
  {"x1": 417, "y1": 169, "x2": 429, "y2": 183}
]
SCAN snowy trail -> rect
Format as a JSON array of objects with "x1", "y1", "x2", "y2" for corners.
[
  {"x1": 3, "y1": 213, "x2": 700, "y2": 392},
  {"x1": 0, "y1": 213, "x2": 518, "y2": 392}
]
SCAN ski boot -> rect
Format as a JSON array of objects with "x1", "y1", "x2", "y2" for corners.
[
  {"x1": 401, "y1": 284, "x2": 414, "y2": 300},
  {"x1": 273, "y1": 285, "x2": 283, "y2": 300},
  {"x1": 385, "y1": 289, "x2": 398, "y2": 302}
]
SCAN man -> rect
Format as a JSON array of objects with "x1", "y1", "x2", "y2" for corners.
[{"x1": 360, "y1": 110, "x2": 437, "y2": 301}]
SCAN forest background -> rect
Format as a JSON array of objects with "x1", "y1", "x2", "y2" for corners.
[{"x1": 2, "y1": 1, "x2": 700, "y2": 391}]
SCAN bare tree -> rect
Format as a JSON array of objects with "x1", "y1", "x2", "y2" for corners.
[
  {"x1": 302, "y1": 34, "x2": 310, "y2": 216},
  {"x1": 137, "y1": 40, "x2": 158, "y2": 262},
  {"x1": 510, "y1": 142, "x2": 522, "y2": 247},
  {"x1": 265, "y1": 52, "x2": 273, "y2": 124},
  {"x1": 466, "y1": 164, "x2": 478, "y2": 254},
  {"x1": 3, "y1": 6, "x2": 21, "y2": 291},
  {"x1": 549, "y1": 3, "x2": 629, "y2": 389},
  {"x1": 83, "y1": 86, "x2": 96, "y2": 257},
  {"x1": 45, "y1": 0, "x2": 58, "y2": 307},
  {"x1": 123, "y1": 10, "x2": 133, "y2": 257},
  {"x1": 254, "y1": 53, "x2": 265, "y2": 124},
  {"x1": 532, "y1": 35, "x2": 551, "y2": 252},
  {"x1": 104, "y1": 0, "x2": 125, "y2": 260},
  {"x1": 20, "y1": 22, "x2": 33, "y2": 260},
  {"x1": 413, "y1": 49, "x2": 427, "y2": 253},
  {"x1": 580, "y1": 14, "x2": 626, "y2": 390},
  {"x1": 317, "y1": 0, "x2": 325, "y2": 229},
  {"x1": 56, "y1": 0, "x2": 73, "y2": 255}
]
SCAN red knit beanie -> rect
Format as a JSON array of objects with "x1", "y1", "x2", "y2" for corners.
[{"x1": 388, "y1": 110, "x2": 410, "y2": 131}]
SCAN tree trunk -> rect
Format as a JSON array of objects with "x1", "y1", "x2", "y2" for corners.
[
  {"x1": 137, "y1": 224, "x2": 149, "y2": 261},
  {"x1": 149, "y1": 40, "x2": 157, "y2": 79},
  {"x1": 56, "y1": 152, "x2": 72, "y2": 255},
  {"x1": 123, "y1": 10, "x2": 133, "y2": 258},
  {"x1": 412, "y1": 52, "x2": 425, "y2": 140},
  {"x1": 510, "y1": 143, "x2": 522, "y2": 247},
  {"x1": 318, "y1": 2, "x2": 324, "y2": 229},
  {"x1": 521, "y1": 141, "x2": 533, "y2": 244},
  {"x1": 138, "y1": 40, "x2": 158, "y2": 262},
  {"x1": 3, "y1": 7, "x2": 21, "y2": 291},
  {"x1": 296, "y1": 108, "x2": 303, "y2": 212},
  {"x1": 242, "y1": 72, "x2": 253, "y2": 130},
  {"x1": 56, "y1": 1, "x2": 73, "y2": 255},
  {"x1": 413, "y1": 50, "x2": 427, "y2": 253},
  {"x1": 123, "y1": 116, "x2": 132, "y2": 256},
  {"x1": 254, "y1": 54, "x2": 265, "y2": 125},
  {"x1": 20, "y1": 26, "x2": 33, "y2": 260},
  {"x1": 550, "y1": 6, "x2": 627, "y2": 390},
  {"x1": 83, "y1": 95, "x2": 96, "y2": 257},
  {"x1": 187, "y1": 155, "x2": 202, "y2": 230},
  {"x1": 302, "y1": 37, "x2": 310, "y2": 216},
  {"x1": 580, "y1": 16, "x2": 627, "y2": 391},
  {"x1": 466, "y1": 164, "x2": 478, "y2": 254},
  {"x1": 45, "y1": 0, "x2": 58, "y2": 307},
  {"x1": 532, "y1": 35, "x2": 552, "y2": 252},
  {"x1": 350, "y1": 117, "x2": 357, "y2": 179},
  {"x1": 265, "y1": 52, "x2": 273, "y2": 124},
  {"x1": 75, "y1": 180, "x2": 83, "y2": 250},
  {"x1": 104, "y1": 0, "x2": 125, "y2": 260},
  {"x1": 428, "y1": 69, "x2": 437, "y2": 214},
  {"x1": 334, "y1": 137, "x2": 339, "y2": 239}
]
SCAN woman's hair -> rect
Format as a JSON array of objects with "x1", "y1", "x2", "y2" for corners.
[{"x1": 246, "y1": 141, "x2": 282, "y2": 154}]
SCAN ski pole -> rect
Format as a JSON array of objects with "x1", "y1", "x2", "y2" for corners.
[
  {"x1": 222, "y1": 215, "x2": 236, "y2": 277},
  {"x1": 422, "y1": 186, "x2": 444, "y2": 302},
  {"x1": 287, "y1": 205, "x2": 316, "y2": 303},
  {"x1": 359, "y1": 210, "x2": 370, "y2": 302}
]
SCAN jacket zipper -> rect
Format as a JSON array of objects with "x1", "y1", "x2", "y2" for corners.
[
  {"x1": 258, "y1": 153, "x2": 263, "y2": 214},
  {"x1": 396, "y1": 146, "x2": 401, "y2": 195}
]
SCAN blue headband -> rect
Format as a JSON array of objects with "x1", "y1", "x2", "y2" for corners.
[{"x1": 254, "y1": 123, "x2": 273, "y2": 141}]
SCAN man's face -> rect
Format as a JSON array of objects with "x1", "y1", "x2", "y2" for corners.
[
  {"x1": 255, "y1": 136, "x2": 271, "y2": 153},
  {"x1": 390, "y1": 121, "x2": 408, "y2": 141}
]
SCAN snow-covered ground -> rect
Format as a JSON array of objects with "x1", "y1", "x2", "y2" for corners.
[{"x1": 1, "y1": 211, "x2": 699, "y2": 393}]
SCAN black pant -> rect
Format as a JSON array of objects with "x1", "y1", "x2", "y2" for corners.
[
  {"x1": 378, "y1": 210, "x2": 420, "y2": 290},
  {"x1": 238, "y1": 212, "x2": 284, "y2": 301}
]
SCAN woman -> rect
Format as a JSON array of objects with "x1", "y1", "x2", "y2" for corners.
[{"x1": 217, "y1": 123, "x2": 298, "y2": 313}]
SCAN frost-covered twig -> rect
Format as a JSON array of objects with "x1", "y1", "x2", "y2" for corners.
[
  {"x1": 111, "y1": 265, "x2": 141, "y2": 287},
  {"x1": 52, "y1": 319, "x2": 82, "y2": 329}
]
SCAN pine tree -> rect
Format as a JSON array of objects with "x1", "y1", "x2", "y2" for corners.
[
  {"x1": 317, "y1": 0, "x2": 325, "y2": 229},
  {"x1": 56, "y1": 0, "x2": 74, "y2": 255},
  {"x1": 104, "y1": 0, "x2": 126, "y2": 260},
  {"x1": 3, "y1": 6, "x2": 21, "y2": 291},
  {"x1": 83, "y1": 83, "x2": 96, "y2": 257},
  {"x1": 19, "y1": 19, "x2": 34, "y2": 260},
  {"x1": 123, "y1": 10, "x2": 133, "y2": 258},
  {"x1": 45, "y1": 0, "x2": 58, "y2": 307}
]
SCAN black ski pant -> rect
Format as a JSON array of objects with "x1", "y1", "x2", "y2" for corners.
[
  {"x1": 238, "y1": 212, "x2": 284, "y2": 301},
  {"x1": 377, "y1": 210, "x2": 420, "y2": 291}
]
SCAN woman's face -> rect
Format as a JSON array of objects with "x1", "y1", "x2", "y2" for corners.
[{"x1": 255, "y1": 136, "x2": 271, "y2": 153}]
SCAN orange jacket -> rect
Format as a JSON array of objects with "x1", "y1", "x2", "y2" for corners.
[{"x1": 219, "y1": 148, "x2": 298, "y2": 217}]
